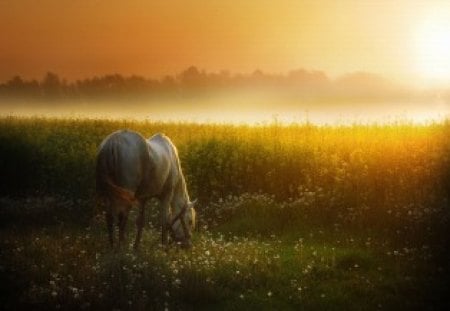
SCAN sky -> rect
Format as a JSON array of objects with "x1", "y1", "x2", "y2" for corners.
[{"x1": 1, "y1": 0, "x2": 450, "y2": 85}]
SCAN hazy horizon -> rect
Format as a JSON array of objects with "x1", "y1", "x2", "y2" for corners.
[{"x1": 2, "y1": 0, "x2": 450, "y2": 124}]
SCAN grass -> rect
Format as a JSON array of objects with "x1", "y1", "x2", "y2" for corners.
[
  {"x1": 0, "y1": 117, "x2": 449, "y2": 310},
  {"x1": 0, "y1": 196, "x2": 447, "y2": 310}
]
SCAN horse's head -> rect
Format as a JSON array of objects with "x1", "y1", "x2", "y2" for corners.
[{"x1": 171, "y1": 199, "x2": 197, "y2": 247}]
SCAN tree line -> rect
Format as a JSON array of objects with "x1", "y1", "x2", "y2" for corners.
[{"x1": 0, "y1": 66, "x2": 414, "y2": 101}]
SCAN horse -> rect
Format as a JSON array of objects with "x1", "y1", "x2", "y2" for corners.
[{"x1": 96, "y1": 130, "x2": 196, "y2": 249}]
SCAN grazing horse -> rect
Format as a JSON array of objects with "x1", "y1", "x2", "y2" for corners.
[{"x1": 96, "y1": 130, "x2": 196, "y2": 249}]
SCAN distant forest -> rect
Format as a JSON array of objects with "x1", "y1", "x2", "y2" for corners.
[{"x1": 0, "y1": 66, "x2": 444, "y2": 102}]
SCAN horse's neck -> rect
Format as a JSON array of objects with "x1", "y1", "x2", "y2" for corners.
[{"x1": 173, "y1": 175, "x2": 189, "y2": 210}]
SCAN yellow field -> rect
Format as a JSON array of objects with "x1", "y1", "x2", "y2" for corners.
[{"x1": 0, "y1": 117, "x2": 449, "y2": 310}]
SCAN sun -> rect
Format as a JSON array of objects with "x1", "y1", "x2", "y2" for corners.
[{"x1": 415, "y1": 12, "x2": 450, "y2": 84}]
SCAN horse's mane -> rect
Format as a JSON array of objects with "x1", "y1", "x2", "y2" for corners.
[
  {"x1": 170, "y1": 137, "x2": 190, "y2": 203},
  {"x1": 155, "y1": 133, "x2": 190, "y2": 203}
]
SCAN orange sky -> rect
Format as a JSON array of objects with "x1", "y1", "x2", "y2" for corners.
[{"x1": 1, "y1": 0, "x2": 450, "y2": 84}]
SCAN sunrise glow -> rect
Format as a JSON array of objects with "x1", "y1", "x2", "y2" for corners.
[{"x1": 415, "y1": 10, "x2": 450, "y2": 84}]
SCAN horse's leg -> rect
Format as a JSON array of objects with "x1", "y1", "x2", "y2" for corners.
[
  {"x1": 118, "y1": 209, "x2": 129, "y2": 248},
  {"x1": 105, "y1": 200, "x2": 114, "y2": 247},
  {"x1": 134, "y1": 199, "x2": 146, "y2": 250},
  {"x1": 160, "y1": 191, "x2": 173, "y2": 246},
  {"x1": 106, "y1": 210, "x2": 114, "y2": 247}
]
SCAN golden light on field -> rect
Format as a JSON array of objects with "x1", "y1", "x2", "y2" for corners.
[{"x1": 415, "y1": 10, "x2": 450, "y2": 84}]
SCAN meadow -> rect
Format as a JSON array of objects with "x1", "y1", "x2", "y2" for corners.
[{"x1": 0, "y1": 116, "x2": 449, "y2": 310}]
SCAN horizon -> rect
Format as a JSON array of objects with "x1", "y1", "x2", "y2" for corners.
[
  {"x1": 1, "y1": 65, "x2": 449, "y2": 125},
  {"x1": 0, "y1": 66, "x2": 412, "y2": 87}
]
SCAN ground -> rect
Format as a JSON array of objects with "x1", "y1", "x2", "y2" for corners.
[{"x1": 0, "y1": 196, "x2": 448, "y2": 310}]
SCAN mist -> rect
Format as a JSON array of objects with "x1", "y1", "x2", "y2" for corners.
[
  {"x1": 1, "y1": 94, "x2": 448, "y2": 126},
  {"x1": 1, "y1": 68, "x2": 449, "y2": 124}
]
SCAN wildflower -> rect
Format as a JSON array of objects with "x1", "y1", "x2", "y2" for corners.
[{"x1": 267, "y1": 291, "x2": 272, "y2": 297}]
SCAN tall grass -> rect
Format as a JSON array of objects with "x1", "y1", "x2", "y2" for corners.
[
  {"x1": 1, "y1": 117, "x2": 448, "y2": 226},
  {"x1": 0, "y1": 117, "x2": 449, "y2": 310}
]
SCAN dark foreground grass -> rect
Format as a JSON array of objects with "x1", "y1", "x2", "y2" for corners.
[{"x1": 0, "y1": 197, "x2": 448, "y2": 311}]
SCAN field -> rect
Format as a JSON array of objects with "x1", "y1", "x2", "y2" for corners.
[{"x1": 0, "y1": 117, "x2": 449, "y2": 310}]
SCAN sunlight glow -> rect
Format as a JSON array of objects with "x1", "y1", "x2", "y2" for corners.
[{"x1": 415, "y1": 12, "x2": 450, "y2": 84}]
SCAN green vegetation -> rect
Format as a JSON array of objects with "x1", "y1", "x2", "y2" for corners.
[{"x1": 0, "y1": 117, "x2": 449, "y2": 310}]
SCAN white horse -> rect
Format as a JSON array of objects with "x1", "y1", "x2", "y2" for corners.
[{"x1": 96, "y1": 130, "x2": 196, "y2": 249}]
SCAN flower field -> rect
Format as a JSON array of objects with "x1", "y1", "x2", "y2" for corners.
[{"x1": 0, "y1": 117, "x2": 449, "y2": 310}]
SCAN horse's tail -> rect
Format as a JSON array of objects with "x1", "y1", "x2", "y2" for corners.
[
  {"x1": 96, "y1": 135, "x2": 137, "y2": 205},
  {"x1": 102, "y1": 177, "x2": 137, "y2": 204}
]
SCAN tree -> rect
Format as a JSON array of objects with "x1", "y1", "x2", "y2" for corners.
[
  {"x1": 179, "y1": 66, "x2": 207, "y2": 88},
  {"x1": 41, "y1": 72, "x2": 62, "y2": 98}
]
